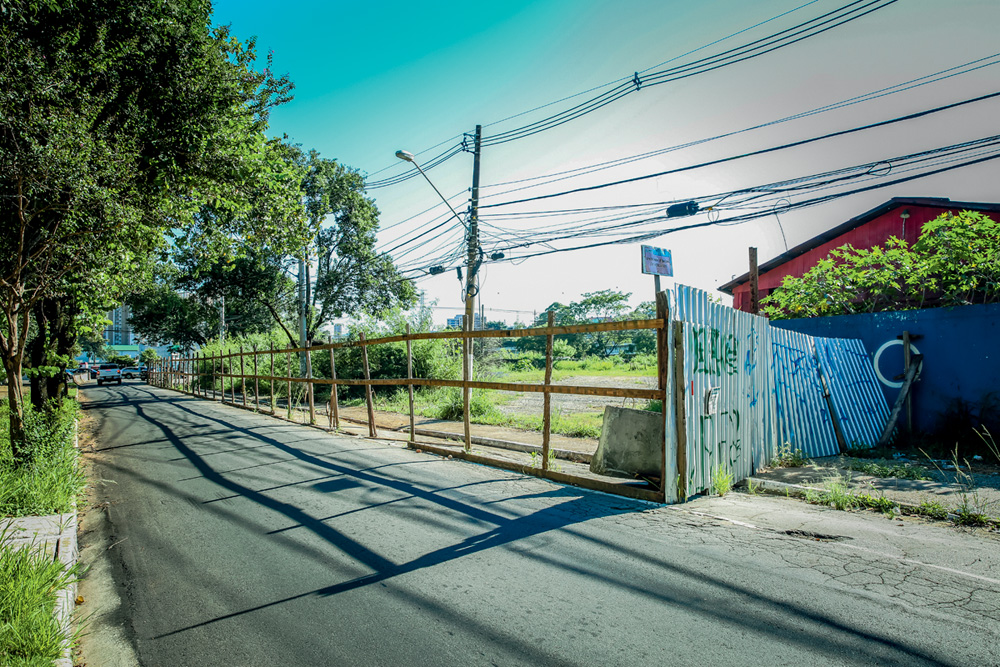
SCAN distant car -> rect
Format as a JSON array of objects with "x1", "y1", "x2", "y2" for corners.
[
  {"x1": 121, "y1": 366, "x2": 141, "y2": 379},
  {"x1": 95, "y1": 363, "x2": 122, "y2": 386}
]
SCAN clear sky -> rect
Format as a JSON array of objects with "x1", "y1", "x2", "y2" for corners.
[{"x1": 213, "y1": 0, "x2": 1000, "y2": 326}]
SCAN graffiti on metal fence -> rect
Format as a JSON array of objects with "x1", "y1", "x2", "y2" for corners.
[{"x1": 692, "y1": 325, "x2": 739, "y2": 376}]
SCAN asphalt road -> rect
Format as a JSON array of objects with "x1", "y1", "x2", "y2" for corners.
[{"x1": 81, "y1": 381, "x2": 1000, "y2": 666}]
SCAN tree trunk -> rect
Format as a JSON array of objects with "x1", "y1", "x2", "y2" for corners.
[
  {"x1": 46, "y1": 298, "x2": 72, "y2": 400},
  {"x1": 28, "y1": 300, "x2": 51, "y2": 409},
  {"x1": 2, "y1": 351, "x2": 28, "y2": 463}
]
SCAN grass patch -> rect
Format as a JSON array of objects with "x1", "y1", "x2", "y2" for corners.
[
  {"x1": 0, "y1": 527, "x2": 80, "y2": 664},
  {"x1": 368, "y1": 387, "x2": 604, "y2": 439},
  {"x1": 0, "y1": 399, "x2": 84, "y2": 517},
  {"x1": 843, "y1": 459, "x2": 931, "y2": 480}
]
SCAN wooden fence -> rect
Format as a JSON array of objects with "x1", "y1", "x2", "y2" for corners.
[{"x1": 150, "y1": 293, "x2": 670, "y2": 502}]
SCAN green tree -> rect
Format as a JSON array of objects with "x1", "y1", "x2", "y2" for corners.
[
  {"x1": 130, "y1": 146, "x2": 416, "y2": 349},
  {"x1": 762, "y1": 211, "x2": 1000, "y2": 319},
  {"x1": 0, "y1": 0, "x2": 308, "y2": 458},
  {"x1": 139, "y1": 349, "x2": 159, "y2": 366}
]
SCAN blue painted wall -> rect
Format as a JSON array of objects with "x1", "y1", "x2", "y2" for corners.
[{"x1": 772, "y1": 303, "x2": 1000, "y2": 434}]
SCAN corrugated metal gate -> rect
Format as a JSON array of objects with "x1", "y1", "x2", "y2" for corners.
[{"x1": 668, "y1": 285, "x2": 889, "y2": 500}]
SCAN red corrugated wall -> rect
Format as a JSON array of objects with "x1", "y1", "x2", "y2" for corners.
[{"x1": 733, "y1": 204, "x2": 961, "y2": 312}]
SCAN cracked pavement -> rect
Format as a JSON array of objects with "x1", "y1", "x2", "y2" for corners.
[{"x1": 78, "y1": 381, "x2": 1000, "y2": 666}]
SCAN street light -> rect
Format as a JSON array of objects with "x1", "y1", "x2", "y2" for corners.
[{"x1": 395, "y1": 150, "x2": 468, "y2": 230}]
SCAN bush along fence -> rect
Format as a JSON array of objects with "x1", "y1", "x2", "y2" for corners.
[
  {"x1": 149, "y1": 285, "x2": 891, "y2": 504},
  {"x1": 149, "y1": 296, "x2": 672, "y2": 503}
]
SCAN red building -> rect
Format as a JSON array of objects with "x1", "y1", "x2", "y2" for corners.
[{"x1": 718, "y1": 197, "x2": 1000, "y2": 313}]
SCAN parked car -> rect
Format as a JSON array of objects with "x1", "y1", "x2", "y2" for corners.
[
  {"x1": 95, "y1": 363, "x2": 122, "y2": 386},
  {"x1": 139, "y1": 367, "x2": 149, "y2": 381},
  {"x1": 121, "y1": 366, "x2": 141, "y2": 379}
]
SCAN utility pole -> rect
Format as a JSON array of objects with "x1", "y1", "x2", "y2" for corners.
[
  {"x1": 464, "y1": 125, "x2": 482, "y2": 373},
  {"x1": 749, "y1": 247, "x2": 760, "y2": 314}
]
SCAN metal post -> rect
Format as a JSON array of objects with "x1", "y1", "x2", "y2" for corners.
[{"x1": 749, "y1": 247, "x2": 760, "y2": 315}]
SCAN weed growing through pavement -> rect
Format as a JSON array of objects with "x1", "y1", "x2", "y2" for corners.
[
  {"x1": 770, "y1": 443, "x2": 808, "y2": 468},
  {"x1": 920, "y1": 445, "x2": 997, "y2": 528},
  {"x1": 712, "y1": 465, "x2": 734, "y2": 496},
  {"x1": 528, "y1": 449, "x2": 559, "y2": 471}
]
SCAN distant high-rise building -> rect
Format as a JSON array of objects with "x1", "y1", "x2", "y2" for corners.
[
  {"x1": 103, "y1": 304, "x2": 132, "y2": 345},
  {"x1": 446, "y1": 313, "x2": 483, "y2": 330}
]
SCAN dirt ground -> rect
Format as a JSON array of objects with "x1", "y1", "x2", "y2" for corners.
[{"x1": 495, "y1": 374, "x2": 658, "y2": 416}]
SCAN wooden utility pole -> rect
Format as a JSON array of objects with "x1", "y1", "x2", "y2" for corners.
[
  {"x1": 462, "y1": 124, "x2": 482, "y2": 436},
  {"x1": 749, "y1": 247, "x2": 760, "y2": 314}
]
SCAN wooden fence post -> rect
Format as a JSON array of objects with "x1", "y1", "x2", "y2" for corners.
[
  {"x1": 360, "y1": 333, "x2": 377, "y2": 438},
  {"x1": 269, "y1": 345, "x2": 275, "y2": 415},
  {"x1": 406, "y1": 324, "x2": 415, "y2": 443},
  {"x1": 286, "y1": 344, "x2": 292, "y2": 420},
  {"x1": 239, "y1": 346, "x2": 247, "y2": 407},
  {"x1": 656, "y1": 291, "x2": 670, "y2": 502},
  {"x1": 253, "y1": 345, "x2": 260, "y2": 412},
  {"x1": 229, "y1": 351, "x2": 236, "y2": 405},
  {"x1": 462, "y1": 321, "x2": 471, "y2": 452},
  {"x1": 305, "y1": 344, "x2": 315, "y2": 425},
  {"x1": 542, "y1": 311, "x2": 555, "y2": 471},
  {"x1": 672, "y1": 321, "x2": 688, "y2": 502},
  {"x1": 329, "y1": 348, "x2": 339, "y2": 429}
]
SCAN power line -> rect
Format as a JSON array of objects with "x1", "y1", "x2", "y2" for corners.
[
  {"x1": 361, "y1": 0, "x2": 898, "y2": 189},
  {"x1": 479, "y1": 90, "x2": 1000, "y2": 209},
  {"x1": 478, "y1": 53, "x2": 1000, "y2": 194}
]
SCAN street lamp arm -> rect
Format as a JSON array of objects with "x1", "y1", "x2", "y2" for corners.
[{"x1": 396, "y1": 150, "x2": 469, "y2": 230}]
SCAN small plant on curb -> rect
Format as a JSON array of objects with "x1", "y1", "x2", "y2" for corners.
[
  {"x1": 770, "y1": 444, "x2": 808, "y2": 468},
  {"x1": 711, "y1": 465, "x2": 734, "y2": 496}
]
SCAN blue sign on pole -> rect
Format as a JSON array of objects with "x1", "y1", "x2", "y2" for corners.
[{"x1": 640, "y1": 245, "x2": 673, "y2": 277}]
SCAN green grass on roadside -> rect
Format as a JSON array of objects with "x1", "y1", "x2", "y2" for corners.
[
  {"x1": 843, "y1": 458, "x2": 931, "y2": 480},
  {"x1": 0, "y1": 399, "x2": 83, "y2": 517},
  {"x1": 0, "y1": 528, "x2": 80, "y2": 665},
  {"x1": 366, "y1": 387, "x2": 606, "y2": 439}
]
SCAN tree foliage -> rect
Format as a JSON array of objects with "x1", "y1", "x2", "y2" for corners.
[
  {"x1": 0, "y1": 0, "x2": 308, "y2": 457},
  {"x1": 762, "y1": 211, "x2": 1000, "y2": 319},
  {"x1": 128, "y1": 145, "x2": 415, "y2": 348},
  {"x1": 515, "y1": 290, "x2": 641, "y2": 357}
]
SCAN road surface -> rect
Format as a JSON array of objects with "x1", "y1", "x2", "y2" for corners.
[{"x1": 79, "y1": 381, "x2": 1000, "y2": 666}]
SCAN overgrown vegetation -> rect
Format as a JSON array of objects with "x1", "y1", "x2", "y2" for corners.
[
  {"x1": 0, "y1": 527, "x2": 81, "y2": 665},
  {"x1": 763, "y1": 210, "x2": 1000, "y2": 319},
  {"x1": 769, "y1": 444, "x2": 808, "y2": 468},
  {"x1": 0, "y1": 399, "x2": 83, "y2": 516}
]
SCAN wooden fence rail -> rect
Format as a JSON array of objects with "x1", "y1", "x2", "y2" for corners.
[{"x1": 150, "y1": 315, "x2": 670, "y2": 502}]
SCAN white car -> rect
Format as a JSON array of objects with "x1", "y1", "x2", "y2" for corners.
[{"x1": 121, "y1": 366, "x2": 141, "y2": 379}]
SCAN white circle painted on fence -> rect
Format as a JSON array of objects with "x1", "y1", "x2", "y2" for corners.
[{"x1": 873, "y1": 339, "x2": 921, "y2": 389}]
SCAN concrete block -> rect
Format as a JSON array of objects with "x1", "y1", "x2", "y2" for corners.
[{"x1": 590, "y1": 406, "x2": 663, "y2": 478}]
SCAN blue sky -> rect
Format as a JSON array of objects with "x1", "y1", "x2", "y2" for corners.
[{"x1": 213, "y1": 0, "x2": 1000, "y2": 325}]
